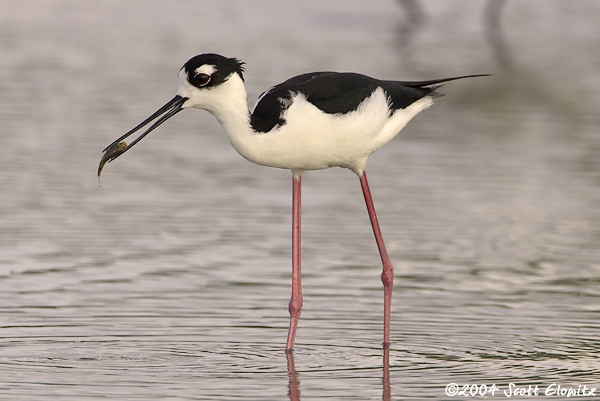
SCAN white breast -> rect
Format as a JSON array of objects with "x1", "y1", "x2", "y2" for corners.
[{"x1": 240, "y1": 88, "x2": 434, "y2": 175}]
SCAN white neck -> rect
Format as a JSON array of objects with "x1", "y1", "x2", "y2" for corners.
[{"x1": 184, "y1": 73, "x2": 263, "y2": 164}]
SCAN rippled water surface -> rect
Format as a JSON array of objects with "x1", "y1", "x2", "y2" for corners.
[{"x1": 1, "y1": 1, "x2": 600, "y2": 399}]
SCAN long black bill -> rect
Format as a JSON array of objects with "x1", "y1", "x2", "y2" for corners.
[{"x1": 98, "y1": 95, "x2": 188, "y2": 177}]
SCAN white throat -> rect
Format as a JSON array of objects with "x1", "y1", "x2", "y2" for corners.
[{"x1": 178, "y1": 72, "x2": 261, "y2": 163}]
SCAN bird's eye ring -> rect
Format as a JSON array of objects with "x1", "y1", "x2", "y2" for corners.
[{"x1": 193, "y1": 73, "x2": 211, "y2": 87}]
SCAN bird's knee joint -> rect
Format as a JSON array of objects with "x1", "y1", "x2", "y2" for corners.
[
  {"x1": 381, "y1": 268, "x2": 394, "y2": 287},
  {"x1": 288, "y1": 297, "x2": 303, "y2": 315}
]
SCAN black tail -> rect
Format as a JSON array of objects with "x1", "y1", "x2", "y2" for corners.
[
  {"x1": 402, "y1": 74, "x2": 490, "y2": 100},
  {"x1": 400, "y1": 74, "x2": 491, "y2": 89},
  {"x1": 382, "y1": 74, "x2": 490, "y2": 110}
]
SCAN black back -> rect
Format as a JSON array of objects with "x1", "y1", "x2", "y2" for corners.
[{"x1": 250, "y1": 72, "x2": 441, "y2": 133}]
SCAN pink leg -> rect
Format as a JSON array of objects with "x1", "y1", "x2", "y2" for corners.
[
  {"x1": 359, "y1": 172, "x2": 394, "y2": 346},
  {"x1": 286, "y1": 174, "x2": 303, "y2": 352}
]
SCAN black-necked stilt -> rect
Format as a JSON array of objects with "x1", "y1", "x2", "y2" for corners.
[{"x1": 100, "y1": 53, "x2": 487, "y2": 351}]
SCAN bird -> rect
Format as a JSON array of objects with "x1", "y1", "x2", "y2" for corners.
[{"x1": 100, "y1": 53, "x2": 487, "y2": 352}]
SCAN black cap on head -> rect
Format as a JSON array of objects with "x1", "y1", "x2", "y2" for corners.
[{"x1": 183, "y1": 53, "x2": 245, "y2": 88}]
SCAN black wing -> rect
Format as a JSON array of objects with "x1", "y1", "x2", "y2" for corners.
[
  {"x1": 251, "y1": 72, "x2": 489, "y2": 133},
  {"x1": 251, "y1": 72, "x2": 380, "y2": 133}
]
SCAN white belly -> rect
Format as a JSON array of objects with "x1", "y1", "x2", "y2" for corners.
[{"x1": 231, "y1": 88, "x2": 434, "y2": 175}]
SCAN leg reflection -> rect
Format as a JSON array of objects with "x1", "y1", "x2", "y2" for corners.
[
  {"x1": 286, "y1": 347, "x2": 390, "y2": 400},
  {"x1": 286, "y1": 351, "x2": 300, "y2": 401}
]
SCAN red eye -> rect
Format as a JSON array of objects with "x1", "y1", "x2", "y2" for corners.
[{"x1": 193, "y1": 73, "x2": 211, "y2": 87}]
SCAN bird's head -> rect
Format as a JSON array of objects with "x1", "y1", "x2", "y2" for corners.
[
  {"x1": 98, "y1": 54, "x2": 245, "y2": 178},
  {"x1": 178, "y1": 53, "x2": 245, "y2": 110}
]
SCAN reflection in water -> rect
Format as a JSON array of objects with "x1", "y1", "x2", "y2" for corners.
[
  {"x1": 286, "y1": 347, "x2": 392, "y2": 401},
  {"x1": 484, "y1": 0, "x2": 514, "y2": 70},
  {"x1": 394, "y1": 0, "x2": 425, "y2": 52},
  {"x1": 286, "y1": 351, "x2": 300, "y2": 401},
  {"x1": 396, "y1": 0, "x2": 425, "y2": 26},
  {"x1": 394, "y1": 1, "x2": 515, "y2": 71}
]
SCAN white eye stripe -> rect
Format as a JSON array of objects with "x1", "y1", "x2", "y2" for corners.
[{"x1": 196, "y1": 64, "x2": 216, "y2": 75}]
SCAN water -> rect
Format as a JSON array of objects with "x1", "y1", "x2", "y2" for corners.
[{"x1": 1, "y1": 0, "x2": 600, "y2": 399}]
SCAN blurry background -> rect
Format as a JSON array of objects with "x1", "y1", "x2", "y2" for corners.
[{"x1": 1, "y1": 1, "x2": 599, "y2": 400}]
